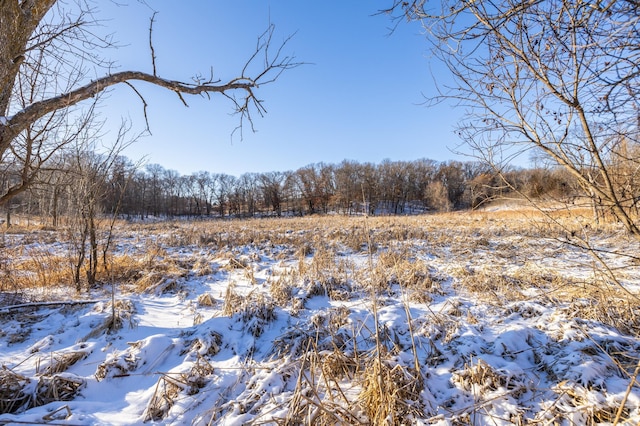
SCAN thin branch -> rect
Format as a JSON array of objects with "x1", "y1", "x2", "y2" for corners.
[
  {"x1": 149, "y1": 12, "x2": 158, "y2": 77},
  {"x1": 123, "y1": 81, "x2": 151, "y2": 133}
]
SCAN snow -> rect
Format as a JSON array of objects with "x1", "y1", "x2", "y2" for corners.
[{"x1": 1, "y1": 214, "x2": 640, "y2": 424}]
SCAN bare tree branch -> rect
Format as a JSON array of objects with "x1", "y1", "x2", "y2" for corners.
[
  {"x1": 386, "y1": 0, "x2": 640, "y2": 235},
  {"x1": 148, "y1": 11, "x2": 157, "y2": 77},
  {"x1": 0, "y1": 1, "x2": 301, "y2": 206}
]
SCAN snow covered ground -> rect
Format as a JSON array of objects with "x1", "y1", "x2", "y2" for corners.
[{"x1": 1, "y1": 212, "x2": 640, "y2": 425}]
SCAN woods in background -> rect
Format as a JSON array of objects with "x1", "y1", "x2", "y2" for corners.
[{"x1": 0, "y1": 154, "x2": 578, "y2": 224}]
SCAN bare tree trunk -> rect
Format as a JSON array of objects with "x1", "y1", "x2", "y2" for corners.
[
  {"x1": 52, "y1": 186, "x2": 59, "y2": 228},
  {"x1": 590, "y1": 190, "x2": 600, "y2": 226},
  {"x1": 73, "y1": 219, "x2": 88, "y2": 292},
  {"x1": 87, "y1": 204, "x2": 98, "y2": 286},
  {"x1": 4, "y1": 181, "x2": 9, "y2": 228}
]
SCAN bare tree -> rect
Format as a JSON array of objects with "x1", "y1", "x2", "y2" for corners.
[
  {"x1": 334, "y1": 160, "x2": 362, "y2": 215},
  {"x1": 144, "y1": 163, "x2": 166, "y2": 217},
  {"x1": 183, "y1": 171, "x2": 212, "y2": 217},
  {"x1": 294, "y1": 163, "x2": 334, "y2": 215},
  {"x1": 424, "y1": 180, "x2": 452, "y2": 212},
  {"x1": 0, "y1": 1, "x2": 299, "y2": 206},
  {"x1": 65, "y1": 121, "x2": 134, "y2": 290},
  {"x1": 259, "y1": 171, "x2": 286, "y2": 217},
  {"x1": 386, "y1": 0, "x2": 640, "y2": 234}
]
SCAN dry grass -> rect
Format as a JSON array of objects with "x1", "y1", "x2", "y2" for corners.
[
  {"x1": 0, "y1": 237, "x2": 186, "y2": 296},
  {"x1": 184, "y1": 331, "x2": 222, "y2": 357},
  {"x1": 0, "y1": 369, "x2": 31, "y2": 414},
  {"x1": 123, "y1": 212, "x2": 640, "y2": 424},
  {"x1": 94, "y1": 340, "x2": 142, "y2": 381},
  {"x1": 196, "y1": 292, "x2": 216, "y2": 307},
  {"x1": 144, "y1": 356, "x2": 214, "y2": 421},
  {"x1": 4, "y1": 207, "x2": 640, "y2": 423},
  {"x1": 7, "y1": 249, "x2": 70, "y2": 291},
  {"x1": 0, "y1": 368, "x2": 84, "y2": 415},
  {"x1": 34, "y1": 374, "x2": 85, "y2": 407},
  {"x1": 36, "y1": 351, "x2": 88, "y2": 376},
  {"x1": 221, "y1": 282, "x2": 243, "y2": 316},
  {"x1": 358, "y1": 358, "x2": 424, "y2": 425}
]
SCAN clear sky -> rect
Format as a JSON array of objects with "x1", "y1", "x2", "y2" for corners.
[{"x1": 97, "y1": 1, "x2": 466, "y2": 177}]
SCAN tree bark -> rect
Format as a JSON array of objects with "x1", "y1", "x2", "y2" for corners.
[{"x1": 0, "y1": 70, "x2": 255, "y2": 155}]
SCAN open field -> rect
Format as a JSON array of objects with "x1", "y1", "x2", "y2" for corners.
[{"x1": 1, "y1": 210, "x2": 640, "y2": 425}]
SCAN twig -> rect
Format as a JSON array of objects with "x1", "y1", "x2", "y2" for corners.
[
  {"x1": 149, "y1": 12, "x2": 158, "y2": 77},
  {"x1": 614, "y1": 358, "x2": 640, "y2": 425}
]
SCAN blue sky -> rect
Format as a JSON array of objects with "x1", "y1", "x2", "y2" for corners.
[{"x1": 98, "y1": 1, "x2": 465, "y2": 176}]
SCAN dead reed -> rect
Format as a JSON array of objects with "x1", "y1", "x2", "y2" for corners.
[{"x1": 4, "y1": 207, "x2": 640, "y2": 424}]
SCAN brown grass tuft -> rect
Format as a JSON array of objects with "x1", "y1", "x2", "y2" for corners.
[
  {"x1": 34, "y1": 374, "x2": 85, "y2": 407},
  {"x1": 185, "y1": 331, "x2": 222, "y2": 357},
  {"x1": 0, "y1": 369, "x2": 31, "y2": 414},
  {"x1": 0, "y1": 369, "x2": 84, "y2": 415},
  {"x1": 222, "y1": 283, "x2": 242, "y2": 316},
  {"x1": 197, "y1": 293, "x2": 216, "y2": 307},
  {"x1": 95, "y1": 341, "x2": 142, "y2": 381},
  {"x1": 144, "y1": 357, "x2": 214, "y2": 421},
  {"x1": 358, "y1": 358, "x2": 424, "y2": 424},
  {"x1": 37, "y1": 351, "x2": 88, "y2": 376}
]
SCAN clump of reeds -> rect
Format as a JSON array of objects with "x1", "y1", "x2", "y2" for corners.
[
  {"x1": 223, "y1": 255, "x2": 249, "y2": 270},
  {"x1": 222, "y1": 285, "x2": 277, "y2": 337},
  {"x1": 269, "y1": 327, "x2": 318, "y2": 359},
  {"x1": 239, "y1": 293, "x2": 276, "y2": 338},
  {"x1": 144, "y1": 374, "x2": 182, "y2": 422},
  {"x1": 358, "y1": 357, "x2": 424, "y2": 424},
  {"x1": 196, "y1": 293, "x2": 216, "y2": 307},
  {"x1": 221, "y1": 283, "x2": 242, "y2": 316},
  {"x1": 94, "y1": 340, "x2": 142, "y2": 381},
  {"x1": 103, "y1": 254, "x2": 143, "y2": 283},
  {"x1": 304, "y1": 275, "x2": 353, "y2": 301},
  {"x1": 282, "y1": 355, "x2": 363, "y2": 425},
  {"x1": 126, "y1": 241, "x2": 191, "y2": 294},
  {"x1": 144, "y1": 356, "x2": 214, "y2": 422},
  {"x1": 36, "y1": 351, "x2": 88, "y2": 376},
  {"x1": 192, "y1": 256, "x2": 216, "y2": 277},
  {"x1": 535, "y1": 381, "x2": 628, "y2": 425},
  {"x1": 136, "y1": 275, "x2": 184, "y2": 295},
  {"x1": 0, "y1": 368, "x2": 85, "y2": 415},
  {"x1": 82, "y1": 299, "x2": 136, "y2": 341},
  {"x1": 269, "y1": 273, "x2": 294, "y2": 307},
  {"x1": 0, "y1": 369, "x2": 31, "y2": 414},
  {"x1": 453, "y1": 358, "x2": 529, "y2": 397},
  {"x1": 34, "y1": 374, "x2": 85, "y2": 407},
  {"x1": 184, "y1": 331, "x2": 222, "y2": 357},
  {"x1": 107, "y1": 299, "x2": 137, "y2": 330}
]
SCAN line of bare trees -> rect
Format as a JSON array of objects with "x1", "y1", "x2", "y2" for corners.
[{"x1": 1, "y1": 154, "x2": 578, "y2": 224}]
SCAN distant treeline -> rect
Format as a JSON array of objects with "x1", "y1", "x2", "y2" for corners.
[{"x1": 2, "y1": 156, "x2": 578, "y2": 223}]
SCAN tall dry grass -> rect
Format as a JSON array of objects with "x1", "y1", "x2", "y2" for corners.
[{"x1": 3, "y1": 207, "x2": 640, "y2": 424}]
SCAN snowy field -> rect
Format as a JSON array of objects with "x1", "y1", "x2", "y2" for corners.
[{"x1": 1, "y1": 211, "x2": 640, "y2": 425}]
